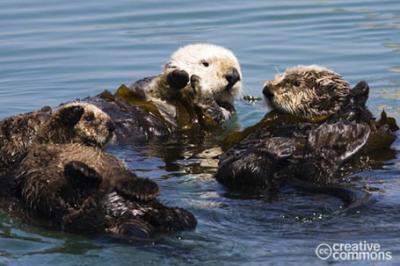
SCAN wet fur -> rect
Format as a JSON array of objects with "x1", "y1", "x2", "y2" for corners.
[
  {"x1": 82, "y1": 44, "x2": 242, "y2": 143},
  {"x1": 16, "y1": 143, "x2": 196, "y2": 237},
  {"x1": 263, "y1": 65, "x2": 350, "y2": 119},
  {"x1": 218, "y1": 67, "x2": 398, "y2": 207},
  {"x1": 0, "y1": 43, "x2": 243, "y2": 239},
  {"x1": 0, "y1": 103, "x2": 114, "y2": 184}
]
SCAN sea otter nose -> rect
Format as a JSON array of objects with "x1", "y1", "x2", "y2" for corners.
[
  {"x1": 263, "y1": 85, "x2": 274, "y2": 100},
  {"x1": 224, "y1": 68, "x2": 241, "y2": 89}
]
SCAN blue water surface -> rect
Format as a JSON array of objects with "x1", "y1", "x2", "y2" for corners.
[{"x1": 0, "y1": 0, "x2": 399, "y2": 265}]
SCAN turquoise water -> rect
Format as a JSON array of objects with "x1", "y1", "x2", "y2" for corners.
[{"x1": 1, "y1": 0, "x2": 400, "y2": 265}]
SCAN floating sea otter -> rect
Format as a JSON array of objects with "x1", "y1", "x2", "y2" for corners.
[
  {"x1": 0, "y1": 102, "x2": 115, "y2": 190},
  {"x1": 13, "y1": 143, "x2": 196, "y2": 238},
  {"x1": 84, "y1": 43, "x2": 242, "y2": 143},
  {"x1": 0, "y1": 102, "x2": 195, "y2": 238},
  {"x1": 217, "y1": 65, "x2": 398, "y2": 206}
]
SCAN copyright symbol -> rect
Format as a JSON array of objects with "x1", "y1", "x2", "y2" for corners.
[{"x1": 315, "y1": 243, "x2": 332, "y2": 260}]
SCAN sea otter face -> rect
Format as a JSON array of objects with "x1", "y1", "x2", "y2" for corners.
[
  {"x1": 55, "y1": 102, "x2": 115, "y2": 147},
  {"x1": 166, "y1": 43, "x2": 242, "y2": 106},
  {"x1": 263, "y1": 65, "x2": 350, "y2": 119}
]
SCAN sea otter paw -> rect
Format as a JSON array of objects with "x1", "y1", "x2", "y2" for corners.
[
  {"x1": 112, "y1": 219, "x2": 154, "y2": 239},
  {"x1": 149, "y1": 207, "x2": 197, "y2": 232},
  {"x1": 190, "y1": 75, "x2": 202, "y2": 95},
  {"x1": 115, "y1": 178, "x2": 160, "y2": 202},
  {"x1": 167, "y1": 69, "x2": 189, "y2": 90},
  {"x1": 64, "y1": 161, "x2": 103, "y2": 186},
  {"x1": 62, "y1": 197, "x2": 98, "y2": 224}
]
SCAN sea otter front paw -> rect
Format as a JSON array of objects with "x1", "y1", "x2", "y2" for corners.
[
  {"x1": 115, "y1": 178, "x2": 160, "y2": 202},
  {"x1": 62, "y1": 197, "x2": 104, "y2": 232},
  {"x1": 64, "y1": 161, "x2": 102, "y2": 188},
  {"x1": 143, "y1": 205, "x2": 197, "y2": 232},
  {"x1": 111, "y1": 219, "x2": 154, "y2": 239},
  {"x1": 190, "y1": 74, "x2": 202, "y2": 95},
  {"x1": 167, "y1": 69, "x2": 189, "y2": 90}
]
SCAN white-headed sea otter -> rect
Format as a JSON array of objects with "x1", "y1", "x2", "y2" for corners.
[{"x1": 85, "y1": 43, "x2": 242, "y2": 143}]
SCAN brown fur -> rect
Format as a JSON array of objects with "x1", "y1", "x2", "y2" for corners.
[
  {"x1": 34, "y1": 102, "x2": 115, "y2": 147},
  {"x1": 16, "y1": 143, "x2": 196, "y2": 237},
  {"x1": 0, "y1": 103, "x2": 114, "y2": 175},
  {"x1": 0, "y1": 106, "x2": 52, "y2": 176},
  {"x1": 263, "y1": 65, "x2": 350, "y2": 119}
]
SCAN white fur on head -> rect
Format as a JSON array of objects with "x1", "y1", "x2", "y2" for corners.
[{"x1": 166, "y1": 43, "x2": 242, "y2": 104}]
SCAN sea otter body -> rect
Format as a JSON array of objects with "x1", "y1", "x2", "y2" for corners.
[
  {"x1": 217, "y1": 114, "x2": 373, "y2": 192},
  {"x1": 84, "y1": 43, "x2": 242, "y2": 143},
  {"x1": 217, "y1": 65, "x2": 398, "y2": 201},
  {"x1": 14, "y1": 143, "x2": 196, "y2": 238},
  {"x1": 0, "y1": 103, "x2": 196, "y2": 238}
]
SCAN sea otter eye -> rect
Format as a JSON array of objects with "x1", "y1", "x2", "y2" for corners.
[
  {"x1": 84, "y1": 113, "x2": 94, "y2": 122},
  {"x1": 201, "y1": 60, "x2": 209, "y2": 67},
  {"x1": 292, "y1": 80, "x2": 301, "y2": 87}
]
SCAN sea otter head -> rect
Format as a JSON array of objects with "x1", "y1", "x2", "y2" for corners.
[
  {"x1": 263, "y1": 65, "x2": 350, "y2": 120},
  {"x1": 166, "y1": 43, "x2": 242, "y2": 107},
  {"x1": 36, "y1": 102, "x2": 115, "y2": 147}
]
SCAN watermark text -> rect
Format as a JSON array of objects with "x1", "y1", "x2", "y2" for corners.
[{"x1": 315, "y1": 241, "x2": 392, "y2": 261}]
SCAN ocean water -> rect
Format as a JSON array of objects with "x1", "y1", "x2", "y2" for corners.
[{"x1": 0, "y1": 0, "x2": 400, "y2": 265}]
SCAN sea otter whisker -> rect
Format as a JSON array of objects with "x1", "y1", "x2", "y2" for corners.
[{"x1": 273, "y1": 65, "x2": 281, "y2": 75}]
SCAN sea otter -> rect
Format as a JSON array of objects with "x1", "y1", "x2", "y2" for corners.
[
  {"x1": 217, "y1": 65, "x2": 398, "y2": 205},
  {"x1": 84, "y1": 43, "x2": 242, "y2": 143},
  {"x1": 13, "y1": 143, "x2": 196, "y2": 238},
  {"x1": 0, "y1": 102, "x2": 115, "y2": 190}
]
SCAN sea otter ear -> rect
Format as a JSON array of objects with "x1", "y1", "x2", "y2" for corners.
[
  {"x1": 167, "y1": 69, "x2": 189, "y2": 90},
  {"x1": 350, "y1": 81, "x2": 369, "y2": 106},
  {"x1": 57, "y1": 105, "x2": 85, "y2": 126},
  {"x1": 64, "y1": 161, "x2": 102, "y2": 187}
]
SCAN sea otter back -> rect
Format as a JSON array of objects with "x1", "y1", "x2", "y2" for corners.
[
  {"x1": 85, "y1": 92, "x2": 170, "y2": 143},
  {"x1": 0, "y1": 106, "x2": 52, "y2": 172}
]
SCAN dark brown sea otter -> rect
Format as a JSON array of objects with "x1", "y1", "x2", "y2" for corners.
[
  {"x1": 13, "y1": 143, "x2": 196, "y2": 239},
  {"x1": 0, "y1": 102, "x2": 196, "y2": 239},
  {"x1": 216, "y1": 65, "x2": 398, "y2": 206},
  {"x1": 0, "y1": 102, "x2": 115, "y2": 193}
]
